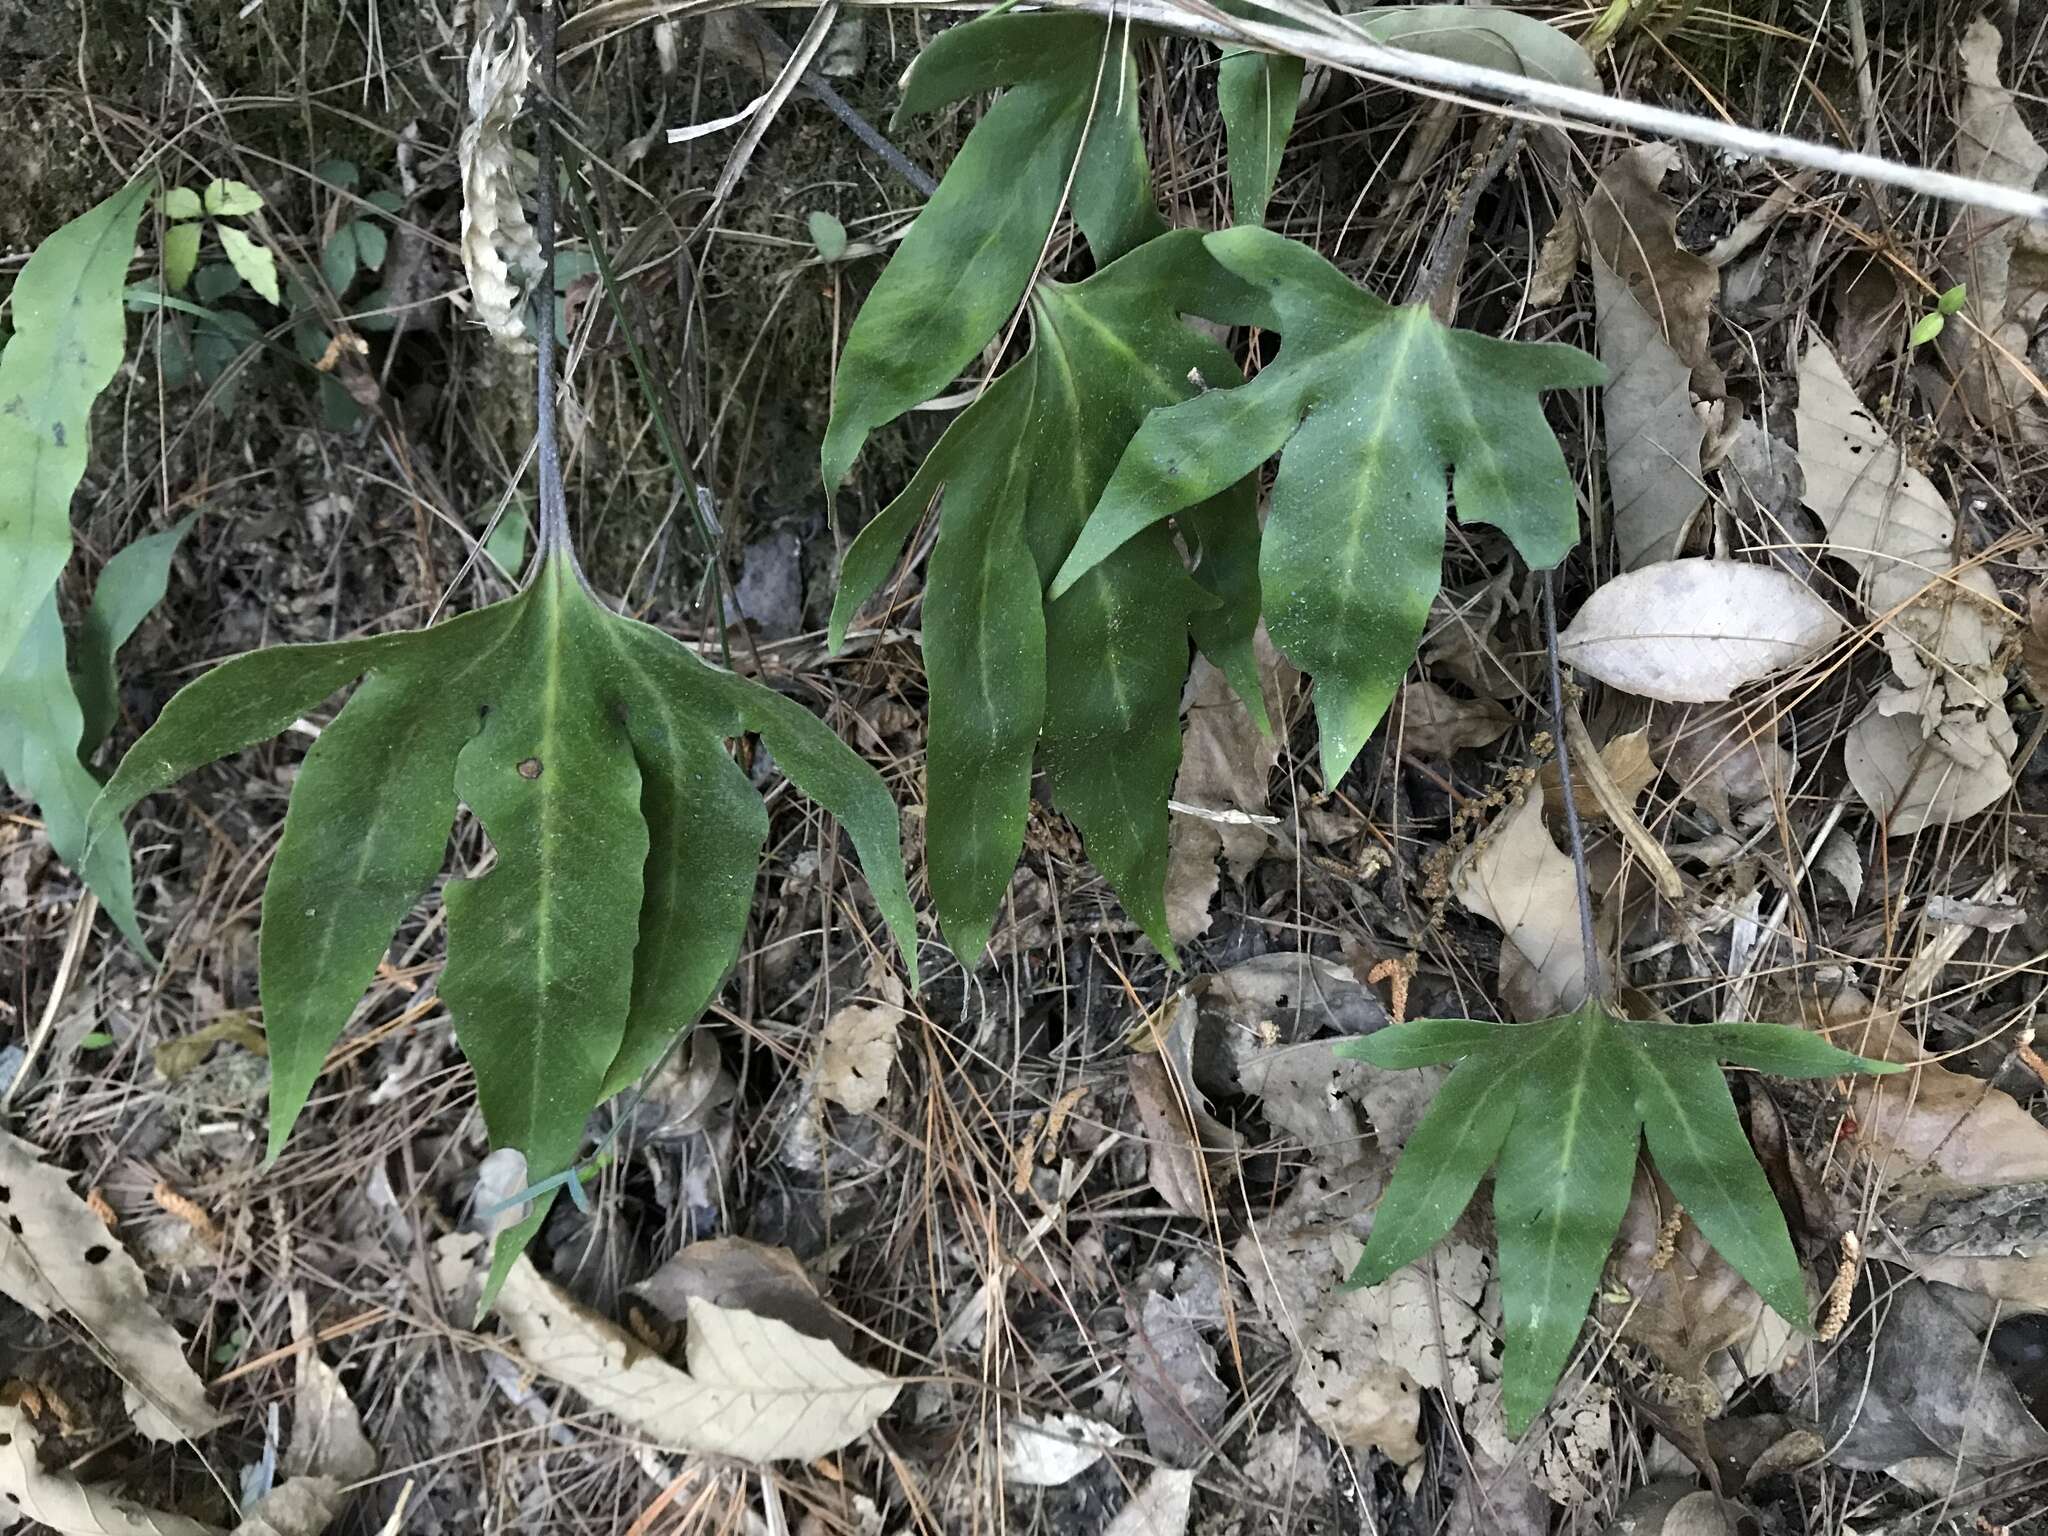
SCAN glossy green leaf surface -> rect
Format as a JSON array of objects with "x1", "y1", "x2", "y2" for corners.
[
  {"x1": 1218, "y1": 47, "x2": 1302, "y2": 227},
  {"x1": 831, "y1": 232, "x2": 1262, "y2": 962},
  {"x1": 1338, "y1": 1000, "x2": 1898, "y2": 1432},
  {"x1": 821, "y1": 14, "x2": 1166, "y2": 493},
  {"x1": 99, "y1": 554, "x2": 917, "y2": 1303},
  {"x1": 1054, "y1": 226, "x2": 1604, "y2": 782},
  {"x1": 0, "y1": 180, "x2": 149, "y2": 672}
]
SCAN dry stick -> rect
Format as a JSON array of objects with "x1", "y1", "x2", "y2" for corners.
[
  {"x1": 529, "y1": 0, "x2": 575, "y2": 572},
  {"x1": 1540, "y1": 570, "x2": 1605, "y2": 999}
]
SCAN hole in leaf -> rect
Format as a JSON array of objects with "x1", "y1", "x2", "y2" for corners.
[{"x1": 84, "y1": 1245, "x2": 110, "y2": 1265}]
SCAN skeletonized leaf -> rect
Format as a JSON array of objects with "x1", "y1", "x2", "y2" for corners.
[
  {"x1": 459, "y1": 11, "x2": 542, "y2": 344},
  {"x1": 0, "y1": 1135, "x2": 222, "y2": 1441},
  {"x1": 1557, "y1": 559, "x2": 1843, "y2": 703},
  {"x1": 1593, "y1": 255, "x2": 1704, "y2": 569},
  {"x1": 0, "y1": 180, "x2": 149, "y2": 671},
  {"x1": 493, "y1": 1255, "x2": 899, "y2": 1460},
  {"x1": 1344, "y1": 1002, "x2": 1895, "y2": 1432},
  {"x1": 1218, "y1": 46, "x2": 1302, "y2": 227},
  {"x1": 1056, "y1": 226, "x2": 1603, "y2": 782}
]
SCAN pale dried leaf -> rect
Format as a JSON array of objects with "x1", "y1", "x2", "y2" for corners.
[
  {"x1": 1558, "y1": 559, "x2": 1842, "y2": 703},
  {"x1": 817, "y1": 998, "x2": 902, "y2": 1115},
  {"x1": 0, "y1": 1405, "x2": 219, "y2": 1535},
  {"x1": 1101, "y1": 1468, "x2": 1196, "y2": 1536},
  {"x1": 1125, "y1": 1288, "x2": 1226, "y2": 1467},
  {"x1": 1397, "y1": 679, "x2": 1512, "y2": 756},
  {"x1": 492, "y1": 1255, "x2": 899, "y2": 1461},
  {"x1": 235, "y1": 1479, "x2": 348, "y2": 1536},
  {"x1": 1000, "y1": 1413, "x2": 1120, "y2": 1485},
  {"x1": 286, "y1": 1293, "x2": 376, "y2": 1487},
  {"x1": 1594, "y1": 254, "x2": 1705, "y2": 569},
  {"x1": 1797, "y1": 341, "x2": 1953, "y2": 588},
  {"x1": 458, "y1": 14, "x2": 541, "y2": 344},
  {"x1": 1805, "y1": 984, "x2": 2048, "y2": 1194},
  {"x1": 0, "y1": 1135, "x2": 222, "y2": 1441},
  {"x1": 1127, "y1": 1052, "x2": 1236, "y2": 1217},
  {"x1": 1453, "y1": 791, "x2": 1587, "y2": 1019},
  {"x1": 1814, "y1": 827, "x2": 1864, "y2": 906},
  {"x1": 1584, "y1": 145, "x2": 1722, "y2": 394},
  {"x1": 1650, "y1": 701, "x2": 1793, "y2": 827},
  {"x1": 1165, "y1": 637, "x2": 1298, "y2": 943},
  {"x1": 1842, "y1": 703, "x2": 2015, "y2": 834},
  {"x1": 1939, "y1": 20, "x2": 2048, "y2": 439}
]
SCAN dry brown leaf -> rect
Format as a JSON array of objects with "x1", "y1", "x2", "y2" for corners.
[
  {"x1": 0, "y1": 1404, "x2": 219, "y2": 1535},
  {"x1": 285, "y1": 1293, "x2": 376, "y2": 1486},
  {"x1": 1798, "y1": 338, "x2": 2017, "y2": 830},
  {"x1": 458, "y1": 13, "x2": 541, "y2": 344},
  {"x1": 153, "y1": 1014, "x2": 267, "y2": 1082},
  {"x1": 1541, "y1": 726, "x2": 1657, "y2": 821},
  {"x1": 1164, "y1": 636, "x2": 1298, "y2": 944},
  {"x1": 1803, "y1": 981, "x2": 2048, "y2": 1194},
  {"x1": 492, "y1": 1255, "x2": 899, "y2": 1461},
  {"x1": 0, "y1": 1135, "x2": 221, "y2": 1441},
  {"x1": 1649, "y1": 702, "x2": 1793, "y2": 828},
  {"x1": 1584, "y1": 145, "x2": 1722, "y2": 395},
  {"x1": 630, "y1": 1236, "x2": 847, "y2": 1350},
  {"x1": 1453, "y1": 790, "x2": 1587, "y2": 1019},
  {"x1": 1558, "y1": 559, "x2": 1842, "y2": 704},
  {"x1": 1396, "y1": 678, "x2": 1513, "y2": 756},
  {"x1": 1939, "y1": 19, "x2": 2048, "y2": 440},
  {"x1": 816, "y1": 991, "x2": 902, "y2": 1116},
  {"x1": 1601, "y1": 1170, "x2": 1798, "y2": 1404},
  {"x1": 1124, "y1": 1286, "x2": 1227, "y2": 1468},
  {"x1": 1593, "y1": 254, "x2": 1706, "y2": 568},
  {"x1": 1127, "y1": 1050, "x2": 1236, "y2": 1218}
]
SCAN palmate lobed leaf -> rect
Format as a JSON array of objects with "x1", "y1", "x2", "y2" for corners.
[
  {"x1": 1335, "y1": 1001, "x2": 1898, "y2": 1432},
  {"x1": 94, "y1": 554, "x2": 917, "y2": 1305},
  {"x1": 830, "y1": 230, "x2": 1265, "y2": 963},
  {"x1": 1051, "y1": 226, "x2": 1606, "y2": 784}
]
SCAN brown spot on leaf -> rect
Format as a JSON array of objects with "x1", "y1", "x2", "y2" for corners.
[{"x1": 517, "y1": 757, "x2": 543, "y2": 779}]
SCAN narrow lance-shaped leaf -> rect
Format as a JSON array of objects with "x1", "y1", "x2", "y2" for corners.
[
  {"x1": 444, "y1": 560, "x2": 650, "y2": 1306},
  {"x1": 0, "y1": 598, "x2": 146, "y2": 951},
  {"x1": 822, "y1": 14, "x2": 1168, "y2": 492},
  {"x1": 1335, "y1": 998, "x2": 1898, "y2": 1433},
  {"x1": 0, "y1": 180, "x2": 149, "y2": 672},
  {"x1": 1055, "y1": 226, "x2": 1604, "y2": 783},
  {"x1": 1218, "y1": 46, "x2": 1303, "y2": 227},
  {"x1": 73, "y1": 512, "x2": 200, "y2": 756},
  {"x1": 259, "y1": 607, "x2": 523, "y2": 1160}
]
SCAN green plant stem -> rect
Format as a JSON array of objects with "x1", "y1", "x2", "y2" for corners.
[
  {"x1": 529, "y1": 0, "x2": 576, "y2": 574},
  {"x1": 1541, "y1": 567, "x2": 1605, "y2": 998}
]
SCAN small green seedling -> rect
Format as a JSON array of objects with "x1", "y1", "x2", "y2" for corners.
[
  {"x1": 808, "y1": 211, "x2": 849, "y2": 264},
  {"x1": 1909, "y1": 282, "x2": 1967, "y2": 347},
  {"x1": 162, "y1": 178, "x2": 280, "y2": 305}
]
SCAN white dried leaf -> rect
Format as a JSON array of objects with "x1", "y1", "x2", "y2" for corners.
[
  {"x1": 816, "y1": 998, "x2": 902, "y2": 1115},
  {"x1": 492, "y1": 1255, "x2": 898, "y2": 1461},
  {"x1": 1000, "y1": 1412, "x2": 1121, "y2": 1485},
  {"x1": 0, "y1": 1134, "x2": 222, "y2": 1441},
  {"x1": 1594, "y1": 254, "x2": 1705, "y2": 569},
  {"x1": 0, "y1": 1405, "x2": 219, "y2": 1535},
  {"x1": 1798, "y1": 338, "x2": 2017, "y2": 830},
  {"x1": 1814, "y1": 826, "x2": 1864, "y2": 907},
  {"x1": 458, "y1": 15, "x2": 541, "y2": 345},
  {"x1": 1558, "y1": 559, "x2": 1841, "y2": 703},
  {"x1": 1102, "y1": 1468, "x2": 1195, "y2": 1536},
  {"x1": 1452, "y1": 791, "x2": 1587, "y2": 1019},
  {"x1": 1939, "y1": 20, "x2": 2048, "y2": 440}
]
